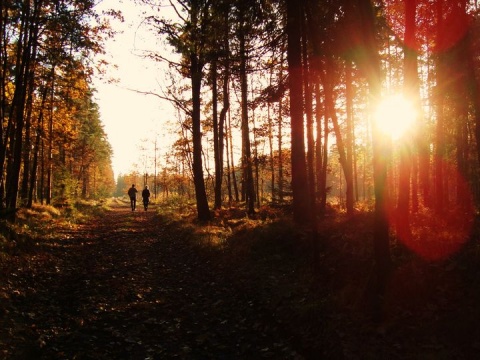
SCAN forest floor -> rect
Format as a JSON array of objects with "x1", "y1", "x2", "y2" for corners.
[{"x1": 1, "y1": 201, "x2": 480, "y2": 359}]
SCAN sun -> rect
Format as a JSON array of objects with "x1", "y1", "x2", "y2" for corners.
[{"x1": 374, "y1": 94, "x2": 417, "y2": 140}]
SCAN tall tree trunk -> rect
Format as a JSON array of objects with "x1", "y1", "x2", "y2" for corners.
[
  {"x1": 286, "y1": 0, "x2": 309, "y2": 223},
  {"x1": 218, "y1": 79, "x2": 228, "y2": 205},
  {"x1": 278, "y1": 44, "x2": 285, "y2": 203},
  {"x1": 225, "y1": 125, "x2": 233, "y2": 204},
  {"x1": 46, "y1": 81, "x2": 54, "y2": 205},
  {"x1": 314, "y1": 77, "x2": 324, "y2": 210},
  {"x1": 434, "y1": 0, "x2": 446, "y2": 214},
  {"x1": 397, "y1": 0, "x2": 418, "y2": 240},
  {"x1": 320, "y1": 101, "x2": 329, "y2": 212},
  {"x1": 353, "y1": 0, "x2": 391, "y2": 321},
  {"x1": 20, "y1": 23, "x2": 40, "y2": 205},
  {"x1": 212, "y1": 58, "x2": 222, "y2": 209},
  {"x1": 320, "y1": 61, "x2": 354, "y2": 217},
  {"x1": 191, "y1": 55, "x2": 210, "y2": 221},
  {"x1": 267, "y1": 69, "x2": 275, "y2": 202},
  {"x1": 28, "y1": 112, "x2": 43, "y2": 208},
  {"x1": 301, "y1": 13, "x2": 317, "y2": 218},
  {"x1": 452, "y1": 1, "x2": 470, "y2": 209},
  {"x1": 5, "y1": 0, "x2": 31, "y2": 214},
  {"x1": 228, "y1": 109, "x2": 240, "y2": 202},
  {"x1": 20, "y1": 86, "x2": 33, "y2": 205},
  {"x1": 216, "y1": 13, "x2": 230, "y2": 208},
  {"x1": 0, "y1": 1, "x2": 7, "y2": 209},
  {"x1": 253, "y1": 112, "x2": 260, "y2": 208},
  {"x1": 345, "y1": 61, "x2": 355, "y2": 216},
  {"x1": 39, "y1": 135, "x2": 45, "y2": 204},
  {"x1": 27, "y1": 82, "x2": 48, "y2": 208},
  {"x1": 238, "y1": 13, "x2": 256, "y2": 215},
  {"x1": 188, "y1": 2, "x2": 210, "y2": 221}
]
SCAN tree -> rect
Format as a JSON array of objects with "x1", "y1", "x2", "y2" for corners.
[
  {"x1": 236, "y1": 1, "x2": 257, "y2": 215},
  {"x1": 146, "y1": 0, "x2": 213, "y2": 221},
  {"x1": 396, "y1": 0, "x2": 418, "y2": 241},
  {"x1": 286, "y1": 0, "x2": 309, "y2": 224},
  {"x1": 0, "y1": 0, "x2": 115, "y2": 219},
  {"x1": 346, "y1": 0, "x2": 391, "y2": 320},
  {"x1": 211, "y1": 0, "x2": 231, "y2": 210}
]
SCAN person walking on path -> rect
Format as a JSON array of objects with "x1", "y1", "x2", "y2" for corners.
[
  {"x1": 128, "y1": 184, "x2": 138, "y2": 211},
  {"x1": 142, "y1": 185, "x2": 151, "y2": 211}
]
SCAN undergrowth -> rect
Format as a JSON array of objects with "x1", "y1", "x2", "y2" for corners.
[{"x1": 0, "y1": 199, "x2": 110, "y2": 255}]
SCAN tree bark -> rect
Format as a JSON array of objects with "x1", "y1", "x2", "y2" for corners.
[
  {"x1": 397, "y1": 0, "x2": 418, "y2": 240},
  {"x1": 353, "y1": 0, "x2": 391, "y2": 321},
  {"x1": 286, "y1": 0, "x2": 309, "y2": 223},
  {"x1": 434, "y1": 0, "x2": 446, "y2": 214},
  {"x1": 191, "y1": 54, "x2": 210, "y2": 221},
  {"x1": 345, "y1": 61, "x2": 356, "y2": 216},
  {"x1": 212, "y1": 58, "x2": 222, "y2": 209},
  {"x1": 238, "y1": 10, "x2": 256, "y2": 216},
  {"x1": 301, "y1": 13, "x2": 317, "y2": 219}
]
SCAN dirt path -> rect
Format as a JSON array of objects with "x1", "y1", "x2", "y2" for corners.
[{"x1": 1, "y1": 206, "x2": 302, "y2": 359}]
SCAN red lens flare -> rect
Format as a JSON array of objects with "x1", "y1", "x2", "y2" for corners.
[
  {"x1": 387, "y1": 157, "x2": 474, "y2": 261},
  {"x1": 383, "y1": 0, "x2": 472, "y2": 53}
]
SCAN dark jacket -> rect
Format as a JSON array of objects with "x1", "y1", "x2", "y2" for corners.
[
  {"x1": 142, "y1": 189, "x2": 150, "y2": 200},
  {"x1": 128, "y1": 187, "x2": 137, "y2": 199}
]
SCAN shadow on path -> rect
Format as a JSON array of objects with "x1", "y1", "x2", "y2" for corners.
[{"x1": 1, "y1": 206, "x2": 301, "y2": 359}]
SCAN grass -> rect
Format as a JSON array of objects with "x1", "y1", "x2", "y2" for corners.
[{"x1": 0, "y1": 200, "x2": 112, "y2": 256}]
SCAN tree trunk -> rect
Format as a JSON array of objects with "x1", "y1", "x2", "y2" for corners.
[
  {"x1": 28, "y1": 118, "x2": 42, "y2": 208},
  {"x1": 345, "y1": 61, "x2": 356, "y2": 216},
  {"x1": 396, "y1": 0, "x2": 418, "y2": 240},
  {"x1": 253, "y1": 112, "x2": 260, "y2": 208},
  {"x1": 212, "y1": 59, "x2": 222, "y2": 209},
  {"x1": 216, "y1": 14, "x2": 230, "y2": 207},
  {"x1": 191, "y1": 54, "x2": 210, "y2": 221},
  {"x1": 238, "y1": 15, "x2": 256, "y2": 216},
  {"x1": 301, "y1": 14, "x2": 317, "y2": 218},
  {"x1": 286, "y1": 0, "x2": 309, "y2": 223},
  {"x1": 452, "y1": 1, "x2": 470, "y2": 209},
  {"x1": 314, "y1": 78, "x2": 324, "y2": 210},
  {"x1": 228, "y1": 110, "x2": 240, "y2": 202},
  {"x1": 321, "y1": 61, "x2": 354, "y2": 217},
  {"x1": 5, "y1": 0, "x2": 33, "y2": 215},
  {"x1": 353, "y1": 0, "x2": 391, "y2": 321},
  {"x1": 278, "y1": 44, "x2": 285, "y2": 203},
  {"x1": 267, "y1": 70, "x2": 275, "y2": 202},
  {"x1": 27, "y1": 74, "x2": 49, "y2": 208},
  {"x1": 434, "y1": 0, "x2": 446, "y2": 214},
  {"x1": 46, "y1": 83, "x2": 54, "y2": 205},
  {"x1": 20, "y1": 83, "x2": 33, "y2": 205}
]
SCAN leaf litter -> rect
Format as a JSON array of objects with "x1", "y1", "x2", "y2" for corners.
[{"x1": 0, "y1": 206, "x2": 303, "y2": 359}]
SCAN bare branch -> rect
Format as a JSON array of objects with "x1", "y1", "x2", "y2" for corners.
[
  {"x1": 127, "y1": 87, "x2": 192, "y2": 118},
  {"x1": 169, "y1": 0, "x2": 187, "y2": 23}
]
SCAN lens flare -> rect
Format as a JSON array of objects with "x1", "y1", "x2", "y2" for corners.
[
  {"x1": 388, "y1": 157, "x2": 474, "y2": 261},
  {"x1": 383, "y1": 0, "x2": 471, "y2": 53}
]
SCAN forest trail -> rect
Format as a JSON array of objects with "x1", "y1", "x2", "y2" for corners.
[{"x1": 1, "y1": 205, "x2": 302, "y2": 359}]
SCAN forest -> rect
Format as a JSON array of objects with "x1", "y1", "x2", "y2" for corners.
[
  {"x1": 2, "y1": 0, "x2": 480, "y2": 357},
  {"x1": 117, "y1": 0, "x2": 480, "y2": 282},
  {"x1": 0, "y1": 0, "x2": 117, "y2": 215},
  {"x1": 3, "y1": 0, "x2": 480, "y2": 232},
  {"x1": 117, "y1": 0, "x2": 480, "y2": 221}
]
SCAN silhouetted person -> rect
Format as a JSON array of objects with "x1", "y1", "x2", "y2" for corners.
[
  {"x1": 127, "y1": 184, "x2": 138, "y2": 211},
  {"x1": 142, "y1": 185, "x2": 151, "y2": 211}
]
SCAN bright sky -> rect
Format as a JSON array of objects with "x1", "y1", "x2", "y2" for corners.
[{"x1": 93, "y1": 0, "x2": 174, "y2": 179}]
